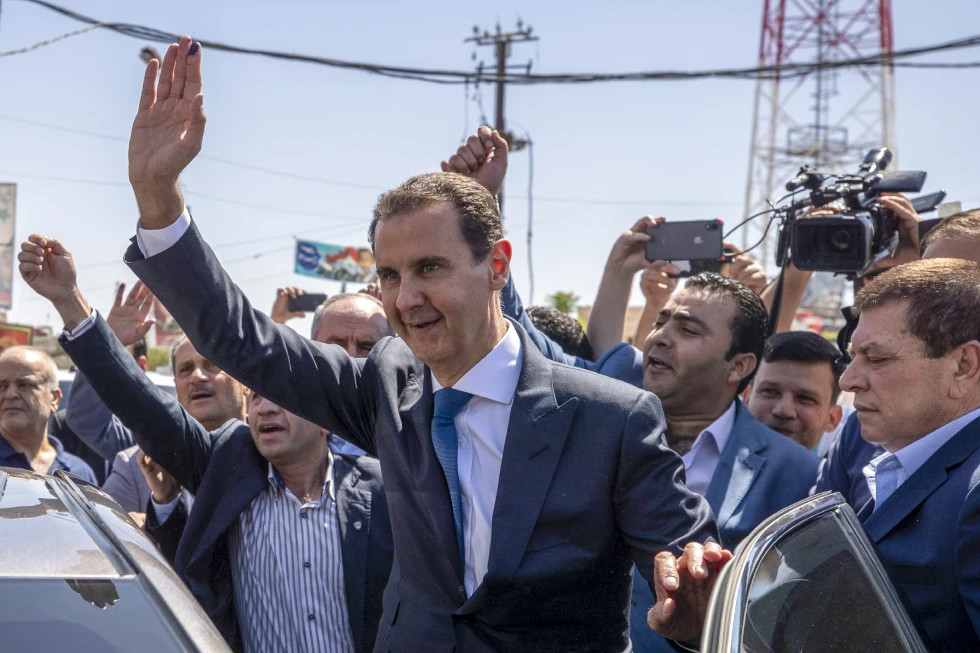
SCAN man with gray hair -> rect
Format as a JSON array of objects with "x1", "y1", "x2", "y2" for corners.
[{"x1": 0, "y1": 345, "x2": 96, "y2": 482}]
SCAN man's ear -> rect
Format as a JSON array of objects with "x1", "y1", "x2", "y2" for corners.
[
  {"x1": 489, "y1": 239, "x2": 512, "y2": 291},
  {"x1": 949, "y1": 341, "x2": 980, "y2": 401},
  {"x1": 50, "y1": 387, "x2": 63, "y2": 412},
  {"x1": 728, "y1": 352, "x2": 757, "y2": 388},
  {"x1": 137, "y1": 355, "x2": 149, "y2": 373},
  {"x1": 825, "y1": 404, "x2": 843, "y2": 432}
]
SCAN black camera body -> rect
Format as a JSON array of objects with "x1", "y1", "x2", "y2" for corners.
[{"x1": 781, "y1": 148, "x2": 926, "y2": 277}]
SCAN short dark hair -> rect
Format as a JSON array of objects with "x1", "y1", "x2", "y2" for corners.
[
  {"x1": 853, "y1": 258, "x2": 980, "y2": 358},
  {"x1": 684, "y1": 272, "x2": 768, "y2": 393},
  {"x1": 369, "y1": 172, "x2": 502, "y2": 263},
  {"x1": 132, "y1": 337, "x2": 148, "y2": 361},
  {"x1": 763, "y1": 331, "x2": 843, "y2": 403},
  {"x1": 921, "y1": 208, "x2": 980, "y2": 250},
  {"x1": 526, "y1": 306, "x2": 594, "y2": 360}
]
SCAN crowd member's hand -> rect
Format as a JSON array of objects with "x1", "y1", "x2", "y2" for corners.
[
  {"x1": 360, "y1": 281, "x2": 381, "y2": 300},
  {"x1": 607, "y1": 216, "x2": 662, "y2": 279},
  {"x1": 877, "y1": 193, "x2": 921, "y2": 268},
  {"x1": 137, "y1": 450, "x2": 181, "y2": 504},
  {"x1": 441, "y1": 126, "x2": 509, "y2": 196},
  {"x1": 639, "y1": 261, "x2": 680, "y2": 308},
  {"x1": 129, "y1": 35, "x2": 205, "y2": 228},
  {"x1": 647, "y1": 541, "x2": 733, "y2": 644},
  {"x1": 107, "y1": 282, "x2": 156, "y2": 346},
  {"x1": 271, "y1": 287, "x2": 308, "y2": 324},
  {"x1": 18, "y1": 235, "x2": 91, "y2": 330},
  {"x1": 723, "y1": 243, "x2": 767, "y2": 295}
]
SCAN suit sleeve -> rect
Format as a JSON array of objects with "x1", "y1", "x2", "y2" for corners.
[
  {"x1": 58, "y1": 314, "x2": 214, "y2": 494},
  {"x1": 614, "y1": 392, "x2": 719, "y2": 580},
  {"x1": 146, "y1": 493, "x2": 190, "y2": 565},
  {"x1": 101, "y1": 450, "x2": 141, "y2": 513},
  {"x1": 65, "y1": 370, "x2": 136, "y2": 461},
  {"x1": 125, "y1": 222, "x2": 380, "y2": 455}
]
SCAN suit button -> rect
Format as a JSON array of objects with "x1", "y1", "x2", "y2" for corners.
[
  {"x1": 304, "y1": 561, "x2": 311, "y2": 569},
  {"x1": 308, "y1": 614, "x2": 315, "y2": 621},
  {"x1": 353, "y1": 521, "x2": 362, "y2": 530},
  {"x1": 301, "y1": 511, "x2": 309, "y2": 519}
]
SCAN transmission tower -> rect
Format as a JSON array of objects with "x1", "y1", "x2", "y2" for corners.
[{"x1": 741, "y1": 0, "x2": 896, "y2": 264}]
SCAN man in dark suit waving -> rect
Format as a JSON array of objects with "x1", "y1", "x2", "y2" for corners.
[{"x1": 91, "y1": 36, "x2": 723, "y2": 650}]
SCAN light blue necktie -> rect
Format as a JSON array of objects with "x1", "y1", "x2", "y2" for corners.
[
  {"x1": 873, "y1": 453, "x2": 903, "y2": 511},
  {"x1": 432, "y1": 388, "x2": 472, "y2": 564}
]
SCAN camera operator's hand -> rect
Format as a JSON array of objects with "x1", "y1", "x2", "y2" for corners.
[
  {"x1": 608, "y1": 216, "x2": 661, "y2": 278},
  {"x1": 441, "y1": 126, "x2": 509, "y2": 197},
  {"x1": 634, "y1": 261, "x2": 679, "y2": 345},
  {"x1": 877, "y1": 193, "x2": 921, "y2": 268},
  {"x1": 271, "y1": 287, "x2": 307, "y2": 324},
  {"x1": 723, "y1": 243, "x2": 768, "y2": 295}
]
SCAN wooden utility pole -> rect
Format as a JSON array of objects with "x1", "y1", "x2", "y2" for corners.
[{"x1": 466, "y1": 21, "x2": 537, "y2": 215}]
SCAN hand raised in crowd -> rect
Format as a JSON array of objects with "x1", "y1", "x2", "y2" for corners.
[
  {"x1": 18, "y1": 234, "x2": 91, "y2": 330},
  {"x1": 639, "y1": 260, "x2": 680, "y2": 307},
  {"x1": 607, "y1": 216, "x2": 663, "y2": 278},
  {"x1": 647, "y1": 541, "x2": 733, "y2": 644},
  {"x1": 137, "y1": 450, "x2": 181, "y2": 504},
  {"x1": 877, "y1": 193, "x2": 921, "y2": 268},
  {"x1": 360, "y1": 281, "x2": 382, "y2": 301},
  {"x1": 107, "y1": 282, "x2": 156, "y2": 347},
  {"x1": 441, "y1": 126, "x2": 509, "y2": 196},
  {"x1": 129, "y1": 35, "x2": 205, "y2": 227},
  {"x1": 723, "y1": 243, "x2": 768, "y2": 295},
  {"x1": 271, "y1": 287, "x2": 308, "y2": 324}
]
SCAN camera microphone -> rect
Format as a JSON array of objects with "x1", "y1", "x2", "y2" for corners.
[
  {"x1": 785, "y1": 165, "x2": 821, "y2": 191},
  {"x1": 860, "y1": 147, "x2": 892, "y2": 175}
]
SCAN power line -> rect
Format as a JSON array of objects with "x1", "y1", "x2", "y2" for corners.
[{"x1": 11, "y1": 0, "x2": 980, "y2": 85}]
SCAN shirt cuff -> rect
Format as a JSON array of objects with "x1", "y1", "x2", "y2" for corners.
[
  {"x1": 150, "y1": 494, "x2": 181, "y2": 524},
  {"x1": 62, "y1": 309, "x2": 98, "y2": 341},
  {"x1": 136, "y1": 208, "x2": 191, "y2": 257}
]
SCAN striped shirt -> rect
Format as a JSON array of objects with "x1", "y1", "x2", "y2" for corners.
[{"x1": 228, "y1": 456, "x2": 355, "y2": 653}]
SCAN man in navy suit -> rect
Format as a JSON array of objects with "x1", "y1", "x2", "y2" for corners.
[
  {"x1": 834, "y1": 257, "x2": 980, "y2": 650},
  {"x1": 79, "y1": 37, "x2": 726, "y2": 650}
]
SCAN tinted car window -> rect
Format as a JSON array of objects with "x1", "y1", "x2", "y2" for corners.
[
  {"x1": 740, "y1": 513, "x2": 910, "y2": 652},
  {"x1": 0, "y1": 578, "x2": 192, "y2": 652}
]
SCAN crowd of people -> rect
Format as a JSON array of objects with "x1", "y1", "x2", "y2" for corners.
[{"x1": 2, "y1": 35, "x2": 979, "y2": 652}]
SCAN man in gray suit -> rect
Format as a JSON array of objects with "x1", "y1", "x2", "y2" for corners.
[
  {"x1": 19, "y1": 238, "x2": 394, "y2": 653},
  {"x1": 77, "y1": 37, "x2": 727, "y2": 650}
]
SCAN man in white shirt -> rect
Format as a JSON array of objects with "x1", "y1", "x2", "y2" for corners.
[
  {"x1": 90, "y1": 36, "x2": 726, "y2": 650},
  {"x1": 836, "y1": 257, "x2": 980, "y2": 651}
]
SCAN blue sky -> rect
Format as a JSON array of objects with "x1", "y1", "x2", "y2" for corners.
[{"x1": 1, "y1": 0, "x2": 977, "y2": 335}]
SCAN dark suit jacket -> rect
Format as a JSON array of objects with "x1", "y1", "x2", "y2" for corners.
[
  {"x1": 630, "y1": 401, "x2": 820, "y2": 651},
  {"x1": 854, "y1": 414, "x2": 980, "y2": 650},
  {"x1": 59, "y1": 316, "x2": 392, "y2": 653},
  {"x1": 126, "y1": 222, "x2": 717, "y2": 652}
]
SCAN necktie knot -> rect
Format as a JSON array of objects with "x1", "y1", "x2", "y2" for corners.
[{"x1": 434, "y1": 388, "x2": 473, "y2": 421}]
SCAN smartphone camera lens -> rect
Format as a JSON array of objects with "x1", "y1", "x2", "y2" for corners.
[{"x1": 705, "y1": 222, "x2": 718, "y2": 231}]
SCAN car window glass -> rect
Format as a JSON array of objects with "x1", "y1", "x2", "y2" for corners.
[{"x1": 740, "y1": 514, "x2": 911, "y2": 652}]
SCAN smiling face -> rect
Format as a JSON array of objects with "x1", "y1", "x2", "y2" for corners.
[
  {"x1": 748, "y1": 359, "x2": 841, "y2": 449},
  {"x1": 247, "y1": 390, "x2": 327, "y2": 465},
  {"x1": 173, "y1": 340, "x2": 246, "y2": 431},
  {"x1": 374, "y1": 202, "x2": 509, "y2": 385},
  {"x1": 0, "y1": 349, "x2": 61, "y2": 441},
  {"x1": 839, "y1": 301, "x2": 960, "y2": 452}
]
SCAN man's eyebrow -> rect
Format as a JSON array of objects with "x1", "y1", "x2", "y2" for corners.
[{"x1": 669, "y1": 312, "x2": 709, "y2": 330}]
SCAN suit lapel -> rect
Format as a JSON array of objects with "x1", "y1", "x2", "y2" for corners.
[
  {"x1": 862, "y1": 417, "x2": 980, "y2": 541},
  {"x1": 481, "y1": 335, "x2": 578, "y2": 591},
  {"x1": 334, "y1": 457, "x2": 370, "y2": 647},
  {"x1": 705, "y1": 403, "x2": 766, "y2": 530},
  {"x1": 400, "y1": 369, "x2": 465, "y2": 579}
]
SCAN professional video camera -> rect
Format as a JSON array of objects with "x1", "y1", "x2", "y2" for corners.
[{"x1": 775, "y1": 147, "x2": 941, "y2": 278}]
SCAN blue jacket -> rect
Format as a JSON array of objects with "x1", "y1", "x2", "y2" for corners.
[{"x1": 0, "y1": 432, "x2": 96, "y2": 484}]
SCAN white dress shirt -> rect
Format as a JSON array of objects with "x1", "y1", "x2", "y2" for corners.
[
  {"x1": 864, "y1": 407, "x2": 980, "y2": 511},
  {"x1": 431, "y1": 323, "x2": 522, "y2": 597},
  {"x1": 681, "y1": 401, "x2": 737, "y2": 497}
]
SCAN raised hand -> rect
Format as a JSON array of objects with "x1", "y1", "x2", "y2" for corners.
[
  {"x1": 137, "y1": 450, "x2": 181, "y2": 504},
  {"x1": 106, "y1": 282, "x2": 156, "y2": 347},
  {"x1": 606, "y1": 216, "x2": 663, "y2": 279},
  {"x1": 18, "y1": 234, "x2": 92, "y2": 330},
  {"x1": 441, "y1": 126, "x2": 509, "y2": 196},
  {"x1": 639, "y1": 261, "x2": 680, "y2": 308},
  {"x1": 271, "y1": 287, "x2": 308, "y2": 324},
  {"x1": 129, "y1": 35, "x2": 206, "y2": 228},
  {"x1": 877, "y1": 193, "x2": 921, "y2": 268},
  {"x1": 723, "y1": 243, "x2": 768, "y2": 295},
  {"x1": 647, "y1": 541, "x2": 733, "y2": 644}
]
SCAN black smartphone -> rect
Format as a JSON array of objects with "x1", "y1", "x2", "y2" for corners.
[
  {"x1": 287, "y1": 293, "x2": 328, "y2": 313},
  {"x1": 644, "y1": 219, "x2": 724, "y2": 262}
]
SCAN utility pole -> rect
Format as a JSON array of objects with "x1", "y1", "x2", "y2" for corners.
[{"x1": 466, "y1": 21, "x2": 537, "y2": 216}]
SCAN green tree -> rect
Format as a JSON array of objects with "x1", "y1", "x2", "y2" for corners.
[{"x1": 546, "y1": 291, "x2": 581, "y2": 315}]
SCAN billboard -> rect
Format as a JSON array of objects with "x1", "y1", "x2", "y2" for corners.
[
  {"x1": 294, "y1": 239, "x2": 376, "y2": 283},
  {"x1": 0, "y1": 184, "x2": 15, "y2": 310}
]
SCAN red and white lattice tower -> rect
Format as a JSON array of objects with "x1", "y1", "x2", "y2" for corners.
[{"x1": 741, "y1": 0, "x2": 896, "y2": 263}]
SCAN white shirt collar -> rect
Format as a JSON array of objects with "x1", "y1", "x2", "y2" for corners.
[
  {"x1": 431, "y1": 323, "x2": 522, "y2": 405},
  {"x1": 891, "y1": 406, "x2": 980, "y2": 478},
  {"x1": 698, "y1": 400, "x2": 738, "y2": 455}
]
